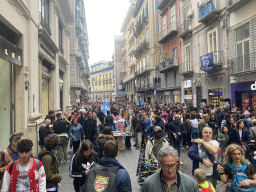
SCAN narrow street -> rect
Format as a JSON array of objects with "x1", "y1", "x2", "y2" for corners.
[{"x1": 59, "y1": 140, "x2": 226, "y2": 192}]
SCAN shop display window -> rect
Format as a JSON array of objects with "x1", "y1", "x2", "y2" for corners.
[
  {"x1": 242, "y1": 93, "x2": 249, "y2": 113},
  {"x1": 208, "y1": 89, "x2": 222, "y2": 108},
  {"x1": 252, "y1": 93, "x2": 256, "y2": 112}
]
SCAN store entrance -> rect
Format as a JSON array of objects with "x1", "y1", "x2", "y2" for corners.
[
  {"x1": 235, "y1": 91, "x2": 256, "y2": 113},
  {"x1": 0, "y1": 58, "x2": 11, "y2": 149}
]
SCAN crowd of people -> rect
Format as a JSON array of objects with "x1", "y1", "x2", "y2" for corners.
[{"x1": 0, "y1": 101, "x2": 256, "y2": 191}]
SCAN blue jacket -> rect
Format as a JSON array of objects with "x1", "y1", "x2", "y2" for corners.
[
  {"x1": 69, "y1": 124, "x2": 83, "y2": 141},
  {"x1": 188, "y1": 143, "x2": 204, "y2": 175},
  {"x1": 228, "y1": 128, "x2": 251, "y2": 146},
  {"x1": 99, "y1": 157, "x2": 132, "y2": 192},
  {"x1": 141, "y1": 118, "x2": 152, "y2": 132}
]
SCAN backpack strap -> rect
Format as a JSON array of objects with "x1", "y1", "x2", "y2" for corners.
[
  {"x1": 9, "y1": 161, "x2": 15, "y2": 174},
  {"x1": 207, "y1": 181, "x2": 212, "y2": 189},
  {"x1": 35, "y1": 159, "x2": 40, "y2": 170},
  {"x1": 226, "y1": 162, "x2": 236, "y2": 171},
  {"x1": 0, "y1": 151, "x2": 5, "y2": 167}
]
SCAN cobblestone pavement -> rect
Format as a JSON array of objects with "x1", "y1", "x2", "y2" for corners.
[{"x1": 59, "y1": 142, "x2": 227, "y2": 192}]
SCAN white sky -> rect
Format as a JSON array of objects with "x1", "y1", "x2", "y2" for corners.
[{"x1": 84, "y1": 0, "x2": 130, "y2": 66}]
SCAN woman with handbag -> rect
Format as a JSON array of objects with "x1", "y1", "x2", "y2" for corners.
[{"x1": 217, "y1": 144, "x2": 256, "y2": 192}]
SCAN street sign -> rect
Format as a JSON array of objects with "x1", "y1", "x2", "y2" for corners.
[{"x1": 76, "y1": 99, "x2": 80, "y2": 103}]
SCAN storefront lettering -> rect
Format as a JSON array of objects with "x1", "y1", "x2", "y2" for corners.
[{"x1": 251, "y1": 81, "x2": 256, "y2": 90}]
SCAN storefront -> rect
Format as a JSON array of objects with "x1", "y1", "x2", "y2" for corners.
[
  {"x1": 173, "y1": 90, "x2": 181, "y2": 103},
  {"x1": 231, "y1": 81, "x2": 256, "y2": 113},
  {"x1": 0, "y1": 34, "x2": 22, "y2": 149},
  {"x1": 208, "y1": 89, "x2": 223, "y2": 108},
  {"x1": 183, "y1": 80, "x2": 193, "y2": 104},
  {"x1": 42, "y1": 63, "x2": 51, "y2": 119}
]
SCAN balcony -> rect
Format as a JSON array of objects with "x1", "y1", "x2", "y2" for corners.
[
  {"x1": 39, "y1": 13, "x2": 51, "y2": 35},
  {"x1": 158, "y1": 0, "x2": 175, "y2": 10},
  {"x1": 127, "y1": 44, "x2": 136, "y2": 56},
  {"x1": 76, "y1": 20, "x2": 82, "y2": 34},
  {"x1": 135, "y1": 65, "x2": 153, "y2": 77},
  {"x1": 134, "y1": 40, "x2": 149, "y2": 59},
  {"x1": 159, "y1": 22, "x2": 178, "y2": 43},
  {"x1": 59, "y1": 45, "x2": 64, "y2": 55},
  {"x1": 159, "y1": 57, "x2": 179, "y2": 73},
  {"x1": 135, "y1": 16, "x2": 148, "y2": 36},
  {"x1": 123, "y1": 72, "x2": 135, "y2": 83},
  {"x1": 181, "y1": 61, "x2": 194, "y2": 77},
  {"x1": 227, "y1": 0, "x2": 252, "y2": 12},
  {"x1": 76, "y1": 50, "x2": 83, "y2": 62},
  {"x1": 200, "y1": 51, "x2": 223, "y2": 72},
  {"x1": 179, "y1": 20, "x2": 192, "y2": 39},
  {"x1": 198, "y1": 0, "x2": 221, "y2": 24},
  {"x1": 133, "y1": 0, "x2": 144, "y2": 17},
  {"x1": 228, "y1": 53, "x2": 256, "y2": 75}
]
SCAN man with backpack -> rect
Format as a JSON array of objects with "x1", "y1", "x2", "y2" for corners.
[
  {"x1": 0, "y1": 132, "x2": 24, "y2": 189},
  {"x1": 1, "y1": 139, "x2": 46, "y2": 191},
  {"x1": 38, "y1": 134, "x2": 62, "y2": 191},
  {"x1": 82, "y1": 140, "x2": 132, "y2": 192}
]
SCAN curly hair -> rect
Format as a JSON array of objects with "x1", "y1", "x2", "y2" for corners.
[
  {"x1": 224, "y1": 144, "x2": 248, "y2": 164},
  {"x1": 17, "y1": 139, "x2": 33, "y2": 153},
  {"x1": 44, "y1": 134, "x2": 59, "y2": 150}
]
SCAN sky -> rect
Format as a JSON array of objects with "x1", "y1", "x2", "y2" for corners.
[{"x1": 84, "y1": 0, "x2": 130, "y2": 66}]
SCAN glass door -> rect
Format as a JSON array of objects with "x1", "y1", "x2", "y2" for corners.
[{"x1": 0, "y1": 58, "x2": 11, "y2": 149}]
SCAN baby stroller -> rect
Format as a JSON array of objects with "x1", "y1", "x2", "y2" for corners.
[{"x1": 244, "y1": 141, "x2": 256, "y2": 169}]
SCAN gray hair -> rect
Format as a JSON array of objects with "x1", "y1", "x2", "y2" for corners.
[
  {"x1": 158, "y1": 145, "x2": 179, "y2": 163},
  {"x1": 45, "y1": 119, "x2": 51, "y2": 124}
]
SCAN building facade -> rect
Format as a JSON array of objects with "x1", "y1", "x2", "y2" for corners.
[
  {"x1": 157, "y1": 0, "x2": 182, "y2": 104},
  {"x1": 178, "y1": 0, "x2": 229, "y2": 108},
  {"x1": 0, "y1": 0, "x2": 73, "y2": 154},
  {"x1": 122, "y1": 0, "x2": 160, "y2": 104},
  {"x1": 227, "y1": 0, "x2": 256, "y2": 113},
  {"x1": 69, "y1": 0, "x2": 90, "y2": 106},
  {"x1": 113, "y1": 35, "x2": 126, "y2": 101},
  {"x1": 90, "y1": 61, "x2": 114, "y2": 102}
]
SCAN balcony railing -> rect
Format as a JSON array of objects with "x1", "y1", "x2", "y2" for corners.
[
  {"x1": 159, "y1": 57, "x2": 179, "y2": 72},
  {"x1": 135, "y1": 65, "x2": 153, "y2": 77},
  {"x1": 181, "y1": 61, "x2": 194, "y2": 76},
  {"x1": 198, "y1": 0, "x2": 221, "y2": 24},
  {"x1": 59, "y1": 45, "x2": 64, "y2": 55},
  {"x1": 134, "y1": 40, "x2": 149, "y2": 59},
  {"x1": 200, "y1": 51, "x2": 223, "y2": 72},
  {"x1": 227, "y1": 0, "x2": 252, "y2": 12},
  {"x1": 39, "y1": 13, "x2": 51, "y2": 35},
  {"x1": 159, "y1": 22, "x2": 178, "y2": 43},
  {"x1": 179, "y1": 20, "x2": 192, "y2": 39},
  {"x1": 157, "y1": 0, "x2": 175, "y2": 10},
  {"x1": 133, "y1": 0, "x2": 145, "y2": 17},
  {"x1": 228, "y1": 53, "x2": 256, "y2": 74}
]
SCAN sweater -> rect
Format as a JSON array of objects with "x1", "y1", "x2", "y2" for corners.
[{"x1": 142, "y1": 170, "x2": 199, "y2": 192}]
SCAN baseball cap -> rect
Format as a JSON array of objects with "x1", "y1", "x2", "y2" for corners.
[{"x1": 154, "y1": 126, "x2": 162, "y2": 132}]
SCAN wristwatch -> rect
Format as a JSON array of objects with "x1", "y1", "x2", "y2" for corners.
[
  {"x1": 201, "y1": 141, "x2": 205, "y2": 145},
  {"x1": 219, "y1": 172, "x2": 225, "y2": 175}
]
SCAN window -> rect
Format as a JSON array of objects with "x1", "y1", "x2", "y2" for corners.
[
  {"x1": 162, "y1": 14, "x2": 167, "y2": 37},
  {"x1": 236, "y1": 23, "x2": 250, "y2": 71},
  {"x1": 39, "y1": 0, "x2": 51, "y2": 35},
  {"x1": 185, "y1": 44, "x2": 191, "y2": 71},
  {"x1": 208, "y1": 29, "x2": 217, "y2": 53},
  {"x1": 171, "y1": 5, "x2": 176, "y2": 30},
  {"x1": 59, "y1": 21, "x2": 64, "y2": 54},
  {"x1": 109, "y1": 73, "x2": 111, "y2": 79}
]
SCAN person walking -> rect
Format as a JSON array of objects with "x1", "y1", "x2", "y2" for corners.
[
  {"x1": 105, "y1": 110, "x2": 114, "y2": 128},
  {"x1": 38, "y1": 134, "x2": 62, "y2": 192},
  {"x1": 191, "y1": 112, "x2": 199, "y2": 139},
  {"x1": 52, "y1": 113, "x2": 70, "y2": 164},
  {"x1": 188, "y1": 127, "x2": 219, "y2": 188},
  {"x1": 39, "y1": 119, "x2": 51, "y2": 149},
  {"x1": 83, "y1": 111, "x2": 97, "y2": 145},
  {"x1": 69, "y1": 140, "x2": 98, "y2": 192},
  {"x1": 142, "y1": 145, "x2": 199, "y2": 192},
  {"x1": 69, "y1": 118, "x2": 83, "y2": 154},
  {"x1": 132, "y1": 113, "x2": 143, "y2": 149},
  {"x1": 1, "y1": 139, "x2": 46, "y2": 192},
  {"x1": 141, "y1": 113, "x2": 152, "y2": 145}
]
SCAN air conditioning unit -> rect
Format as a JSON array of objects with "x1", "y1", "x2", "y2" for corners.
[
  {"x1": 162, "y1": 62, "x2": 166, "y2": 67},
  {"x1": 187, "y1": 9, "x2": 194, "y2": 18}
]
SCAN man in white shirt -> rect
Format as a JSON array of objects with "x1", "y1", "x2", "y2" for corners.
[{"x1": 188, "y1": 127, "x2": 219, "y2": 188}]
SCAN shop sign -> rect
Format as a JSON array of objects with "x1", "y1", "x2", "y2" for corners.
[
  {"x1": 184, "y1": 95, "x2": 192, "y2": 100},
  {"x1": 173, "y1": 91, "x2": 180, "y2": 95},
  {"x1": 200, "y1": 52, "x2": 214, "y2": 71},
  {"x1": 76, "y1": 98, "x2": 80, "y2": 103},
  {"x1": 0, "y1": 35, "x2": 22, "y2": 67},
  {"x1": 76, "y1": 90, "x2": 81, "y2": 95},
  {"x1": 251, "y1": 81, "x2": 256, "y2": 90},
  {"x1": 183, "y1": 80, "x2": 192, "y2": 88},
  {"x1": 164, "y1": 91, "x2": 170, "y2": 96},
  {"x1": 154, "y1": 90, "x2": 156, "y2": 96}
]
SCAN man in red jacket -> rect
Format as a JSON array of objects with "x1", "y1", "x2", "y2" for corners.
[{"x1": 1, "y1": 139, "x2": 46, "y2": 192}]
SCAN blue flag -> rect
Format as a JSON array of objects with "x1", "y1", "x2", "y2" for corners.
[
  {"x1": 101, "y1": 99, "x2": 110, "y2": 115},
  {"x1": 136, "y1": 99, "x2": 139, "y2": 106},
  {"x1": 141, "y1": 100, "x2": 144, "y2": 106}
]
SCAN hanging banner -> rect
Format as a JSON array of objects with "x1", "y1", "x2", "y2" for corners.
[{"x1": 201, "y1": 52, "x2": 214, "y2": 71}]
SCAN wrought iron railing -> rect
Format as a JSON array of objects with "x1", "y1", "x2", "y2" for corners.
[
  {"x1": 228, "y1": 53, "x2": 256, "y2": 74},
  {"x1": 39, "y1": 13, "x2": 51, "y2": 35},
  {"x1": 159, "y1": 22, "x2": 178, "y2": 42},
  {"x1": 181, "y1": 61, "x2": 194, "y2": 73}
]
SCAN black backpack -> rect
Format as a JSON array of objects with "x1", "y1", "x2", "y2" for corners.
[
  {"x1": 0, "y1": 151, "x2": 5, "y2": 182},
  {"x1": 82, "y1": 164, "x2": 120, "y2": 192}
]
